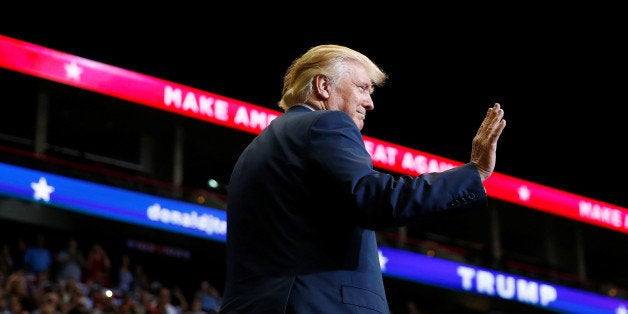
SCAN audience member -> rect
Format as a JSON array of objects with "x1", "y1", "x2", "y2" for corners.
[
  {"x1": 406, "y1": 300, "x2": 423, "y2": 314},
  {"x1": 138, "y1": 288, "x2": 156, "y2": 313},
  {"x1": 32, "y1": 290, "x2": 61, "y2": 314},
  {"x1": 185, "y1": 296, "x2": 208, "y2": 314},
  {"x1": 0, "y1": 243, "x2": 14, "y2": 275},
  {"x1": 85, "y1": 243, "x2": 111, "y2": 287},
  {"x1": 6, "y1": 293, "x2": 29, "y2": 314},
  {"x1": 152, "y1": 286, "x2": 181, "y2": 314},
  {"x1": 116, "y1": 254, "x2": 134, "y2": 294},
  {"x1": 55, "y1": 238, "x2": 86, "y2": 283},
  {"x1": 133, "y1": 263, "x2": 150, "y2": 291},
  {"x1": 194, "y1": 280, "x2": 221, "y2": 314},
  {"x1": 22, "y1": 234, "x2": 52, "y2": 277}
]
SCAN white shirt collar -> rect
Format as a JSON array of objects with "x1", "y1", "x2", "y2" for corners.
[{"x1": 297, "y1": 104, "x2": 315, "y2": 111}]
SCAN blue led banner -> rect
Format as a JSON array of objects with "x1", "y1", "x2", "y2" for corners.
[
  {"x1": 378, "y1": 246, "x2": 628, "y2": 313},
  {"x1": 0, "y1": 162, "x2": 227, "y2": 242},
  {"x1": 0, "y1": 161, "x2": 625, "y2": 313}
]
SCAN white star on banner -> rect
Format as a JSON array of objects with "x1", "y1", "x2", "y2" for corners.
[
  {"x1": 617, "y1": 304, "x2": 628, "y2": 314},
  {"x1": 518, "y1": 185, "x2": 531, "y2": 201},
  {"x1": 378, "y1": 249, "x2": 389, "y2": 271},
  {"x1": 65, "y1": 61, "x2": 83, "y2": 81},
  {"x1": 31, "y1": 177, "x2": 55, "y2": 202}
]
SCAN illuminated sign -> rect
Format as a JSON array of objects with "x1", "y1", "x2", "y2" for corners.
[
  {"x1": 0, "y1": 162, "x2": 226, "y2": 242},
  {"x1": 1, "y1": 34, "x2": 627, "y2": 234},
  {"x1": 0, "y1": 35, "x2": 278, "y2": 136},
  {"x1": 0, "y1": 161, "x2": 626, "y2": 312},
  {"x1": 379, "y1": 247, "x2": 628, "y2": 314}
]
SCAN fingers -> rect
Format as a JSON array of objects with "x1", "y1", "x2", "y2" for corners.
[
  {"x1": 487, "y1": 103, "x2": 504, "y2": 124},
  {"x1": 489, "y1": 103, "x2": 506, "y2": 137},
  {"x1": 480, "y1": 103, "x2": 506, "y2": 140},
  {"x1": 494, "y1": 115, "x2": 506, "y2": 139}
]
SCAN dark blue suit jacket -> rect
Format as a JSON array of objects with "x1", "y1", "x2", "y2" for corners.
[{"x1": 220, "y1": 105, "x2": 487, "y2": 313}]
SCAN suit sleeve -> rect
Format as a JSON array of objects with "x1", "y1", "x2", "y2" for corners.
[{"x1": 307, "y1": 111, "x2": 487, "y2": 229}]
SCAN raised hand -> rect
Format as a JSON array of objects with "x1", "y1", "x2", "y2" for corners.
[{"x1": 470, "y1": 103, "x2": 507, "y2": 181}]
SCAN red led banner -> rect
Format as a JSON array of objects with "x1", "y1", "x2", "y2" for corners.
[{"x1": 1, "y1": 34, "x2": 627, "y2": 234}]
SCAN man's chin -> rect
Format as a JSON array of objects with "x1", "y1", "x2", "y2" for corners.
[{"x1": 354, "y1": 120, "x2": 364, "y2": 130}]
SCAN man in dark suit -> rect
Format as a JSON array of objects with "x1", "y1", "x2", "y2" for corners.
[{"x1": 220, "y1": 44, "x2": 506, "y2": 313}]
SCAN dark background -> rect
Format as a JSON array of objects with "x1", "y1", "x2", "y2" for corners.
[{"x1": 2, "y1": 12, "x2": 625, "y2": 209}]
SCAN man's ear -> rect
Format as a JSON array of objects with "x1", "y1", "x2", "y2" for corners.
[{"x1": 313, "y1": 75, "x2": 330, "y2": 99}]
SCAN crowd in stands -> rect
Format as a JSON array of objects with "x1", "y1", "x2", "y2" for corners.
[{"x1": 0, "y1": 232, "x2": 223, "y2": 314}]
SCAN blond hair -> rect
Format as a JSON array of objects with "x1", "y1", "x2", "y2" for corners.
[{"x1": 278, "y1": 44, "x2": 387, "y2": 111}]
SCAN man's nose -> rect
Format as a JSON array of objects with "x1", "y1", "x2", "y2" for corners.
[{"x1": 365, "y1": 96, "x2": 374, "y2": 110}]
